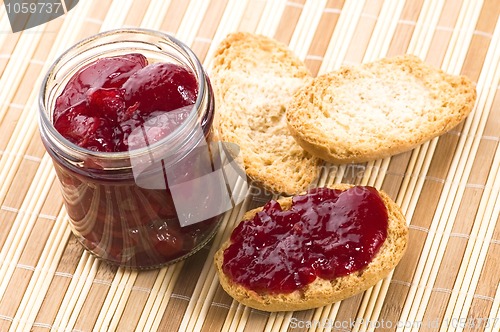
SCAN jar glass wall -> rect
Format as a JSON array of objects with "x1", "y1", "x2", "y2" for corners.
[{"x1": 38, "y1": 29, "x2": 228, "y2": 269}]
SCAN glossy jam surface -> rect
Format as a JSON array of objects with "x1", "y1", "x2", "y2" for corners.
[
  {"x1": 53, "y1": 53, "x2": 198, "y2": 152},
  {"x1": 222, "y1": 186, "x2": 388, "y2": 293}
]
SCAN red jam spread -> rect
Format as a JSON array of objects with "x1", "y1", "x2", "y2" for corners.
[
  {"x1": 222, "y1": 186, "x2": 388, "y2": 294},
  {"x1": 53, "y1": 53, "x2": 198, "y2": 152}
]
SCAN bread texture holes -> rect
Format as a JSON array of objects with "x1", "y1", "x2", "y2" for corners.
[
  {"x1": 210, "y1": 32, "x2": 321, "y2": 195},
  {"x1": 286, "y1": 54, "x2": 476, "y2": 164}
]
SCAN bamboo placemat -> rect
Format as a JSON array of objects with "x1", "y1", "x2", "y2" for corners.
[{"x1": 0, "y1": 0, "x2": 499, "y2": 331}]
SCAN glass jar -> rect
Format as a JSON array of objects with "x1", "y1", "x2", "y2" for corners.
[{"x1": 38, "y1": 28, "x2": 231, "y2": 269}]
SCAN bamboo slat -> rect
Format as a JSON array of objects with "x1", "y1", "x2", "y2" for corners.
[{"x1": 0, "y1": 1, "x2": 498, "y2": 331}]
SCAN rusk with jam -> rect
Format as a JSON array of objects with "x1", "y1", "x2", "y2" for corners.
[{"x1": 214, "y1": 184, "x2": 408, "y2": 312}]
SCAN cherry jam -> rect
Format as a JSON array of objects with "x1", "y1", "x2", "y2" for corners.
[
  {"x1": 53, "y1": 53, "x2": 198, "y2": 152},
  {"x1": 39, "y1": 29, "x2": 221, "y2": 269},
  {"x1": 222, "y1": 186, "x2": 388, "y2": 293}
]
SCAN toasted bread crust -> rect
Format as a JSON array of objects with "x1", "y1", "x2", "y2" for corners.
[
  {"x1": 210, "y1": 32, "x2": 322, "y2": 195},
  {"x1": 286, "y1": 55, "x2": 477, "y2": 163},
  {"x1": 214, "y1": 184, "x2": 408, "y2": 312}
]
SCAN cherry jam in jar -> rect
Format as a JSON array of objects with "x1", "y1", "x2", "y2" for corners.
[{"x1": 39, "y1": 29, "x2": 224, "y2": 269}]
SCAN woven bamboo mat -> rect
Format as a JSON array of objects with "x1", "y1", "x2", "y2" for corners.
[{"x1": 0, "y1": 0, "x2": 499, "y2": 331}]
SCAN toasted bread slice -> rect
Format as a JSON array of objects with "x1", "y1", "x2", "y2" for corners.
[
  {"x1": 214, "y1": 184, "x2": 408, "y2": 312},
  {"x1": 286, "y1": 54, "x2": 477, "y2": 163},
  {"x1": 210, "y1": 32, "x2": 322, "y2": 195}
]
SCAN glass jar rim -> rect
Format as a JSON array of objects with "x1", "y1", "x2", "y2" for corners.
[{"x1": 38, "y1": 27, "x2": 209, "y2": 163}]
